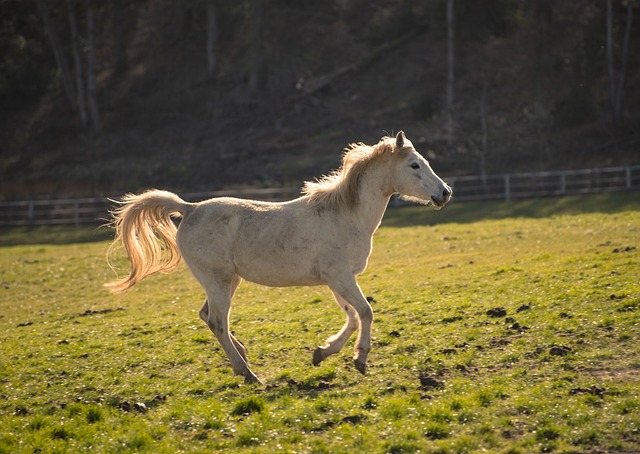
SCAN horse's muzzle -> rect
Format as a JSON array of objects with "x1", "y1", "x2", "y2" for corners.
[{"x1": 431, "y1": 185, "x2": 452, "y2": 208}]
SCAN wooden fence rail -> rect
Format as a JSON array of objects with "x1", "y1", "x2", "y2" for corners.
[
  {"x1": 446, "y1": 165, "x2": 640, "y2": 202},
  {"x1": 1, "y1": 165, "x2": 639, "y2": 227}
]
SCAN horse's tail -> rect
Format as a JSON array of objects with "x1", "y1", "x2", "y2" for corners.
[{"x1": 106, "y1": 189, "x2": 193, "y2": 293}]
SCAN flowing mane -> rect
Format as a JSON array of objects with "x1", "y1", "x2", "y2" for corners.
[{"x1": 302, "y1": 136, "x2": 396, "y2": 211}]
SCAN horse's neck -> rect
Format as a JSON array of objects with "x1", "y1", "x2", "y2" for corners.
[{"x1": 352, "y1": 164, "x2": 393, "y2": 235}]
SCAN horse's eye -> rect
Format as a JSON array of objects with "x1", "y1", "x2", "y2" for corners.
[{"x1": 410, "y1": 163, "x2": 420, "y2": 170}]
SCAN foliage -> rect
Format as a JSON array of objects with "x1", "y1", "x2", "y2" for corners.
[
  {"x1": 0, "y1": 0, "x2": 638, "y2": 198},
  {"x1": 1, "y1": 192, "x2": 639, "y2": 452},
  {"x1": 0, "y1": 2, "x2": 52, "y2": 107}
]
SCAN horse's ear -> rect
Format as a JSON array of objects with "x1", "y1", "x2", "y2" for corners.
[{"x1": 395, "y1": 130, "x2": 406, "y2": 149}]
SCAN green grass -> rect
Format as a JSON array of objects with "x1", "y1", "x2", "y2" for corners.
[{"x1": 1, "y1": 192, "x2": 639, "y2": 453}]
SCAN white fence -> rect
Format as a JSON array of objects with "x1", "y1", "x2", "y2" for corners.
[
  {"x1": 446, "y1": 165, "x2": 640, "y2": 202},
  {"x1": 1, "y1": 165, "x2": 639, "y2": 227},
  {"x1": 0, "y1": 188, "x2": 300, "y2": 227}
]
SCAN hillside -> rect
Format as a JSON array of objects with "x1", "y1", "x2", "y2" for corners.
[{"x1": 1, "y1": 0, "x2": 639, "y2": 200}]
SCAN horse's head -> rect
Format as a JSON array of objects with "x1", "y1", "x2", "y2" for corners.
[{"x1": 390, "y1": 131, "x2": 452, "y2": 209}]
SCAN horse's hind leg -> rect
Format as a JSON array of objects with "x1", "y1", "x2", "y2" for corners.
[
  {"x1": 313, "y1": 290, "x2": 359, "y2": 366},
  {"x1": 199, "y1": 299, "x2": 247, "y2": 361},
  {"x1": 200, "y1": 275, "x2": 261, "y2": 384}
]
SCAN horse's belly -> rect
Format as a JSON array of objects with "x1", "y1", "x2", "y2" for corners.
[
  {"x1": 234, "y1": 243, "x2": 369, "y2": 287},
  {"x1": 236, "y1": 259, "x2": 323, "y2": 287}
]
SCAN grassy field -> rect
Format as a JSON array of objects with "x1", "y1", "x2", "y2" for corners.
[{"x1": 1, "y1": 192, "x2": 639, "y2": 453}]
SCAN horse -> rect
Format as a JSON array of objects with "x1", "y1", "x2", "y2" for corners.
[{"x1": 106, "y1": 131, "x2": 451, "y2": 384}]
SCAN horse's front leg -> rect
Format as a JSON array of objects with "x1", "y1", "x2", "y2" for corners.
[
  {"x1": 325, "y1": 273, "x2": 373, "y2": 375},
  {"x1": 312, "y1": 290, "x2": 359, "y2": 366}
]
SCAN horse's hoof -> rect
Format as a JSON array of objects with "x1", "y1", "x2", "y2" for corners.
[
  {"x1": 354, "y1": 359, "x2": 367, "y2": 375},
  {"x1": 312, "y1": 347, "x2": 324, "y2": 366}
]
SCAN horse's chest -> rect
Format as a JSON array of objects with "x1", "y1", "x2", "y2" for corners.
[
  {"x1": 323, "y1": 234, "x2": 372, "y2": 275},
  {"x1": 349, "y1": 242, "x2": 373, "y2": 274}
]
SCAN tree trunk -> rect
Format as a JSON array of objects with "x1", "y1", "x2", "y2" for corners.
[
  {"x1": 66, "y1": 0, "x2": 88, "y2": 128},
  {"x1": 248, "y1": 0, "x2": 265, "y2": 94},
  {"x1": 480, "y1": 81, "x2": 488, "y2": 185},
  {"x1": 112, "y1": 0, "x2": 128, "y2": 76},
  {"x1": 606, "y1": 0, "x2": 617, "y2": 126},
  {"x1": 206, "y1": 0, "x2": 218, "y2": 78},
  {"x1": 613, "y1": 0, "x2": 634, "y2": 127},
  {"x1": 534, "y1": 0, "x2": 552, "y2": 171},
  {"x1": 446, "y1": 0, "x2": 455, "y2": 146},
  {"x1": 607, "y1": 0, "x2": 634, "y2": 128},
  {"x1": 37, "y1": 0, "x2": 75, "y2": 108},
  {"x1": 85, "y1": 0, "x2": 101, "y2": 134}
]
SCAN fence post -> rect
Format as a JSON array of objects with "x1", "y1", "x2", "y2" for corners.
[
  {"x1": 504, "y1": 175, "x2": 511, "y2": 201},
  {"x1": 560, "y1": 172, "x2": 566, "y2": 195},
  {"x1": 28, "y1": 201, "x2": 34, "y2": 225},
  {"x1": 626, "y1": 166, "x2": 631, "y2": 189}
]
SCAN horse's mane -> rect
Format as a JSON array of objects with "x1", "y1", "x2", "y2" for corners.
[{"x1": 302, "y1": 136, "x2": 396, "y2": 211}]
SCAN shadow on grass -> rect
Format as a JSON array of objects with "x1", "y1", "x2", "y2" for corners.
[
  {"x1": 0, "y1": 225, "x2": 114, "y2": 247},
  {"x1": 382, "y1": 190, "x2": 640, "y2": 227}
]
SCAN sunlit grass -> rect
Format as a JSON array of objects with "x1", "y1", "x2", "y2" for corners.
[{"x1": 1, "y1": 192, "x2": 639, "y2": 453}]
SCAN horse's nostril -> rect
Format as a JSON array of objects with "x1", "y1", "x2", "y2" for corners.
[{"x1": 443, "y1": 187, "x2": 451, "y2": 198}]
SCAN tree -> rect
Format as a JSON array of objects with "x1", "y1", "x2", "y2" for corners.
[
  {"x1": 206, "y1": 0, "x2": 218, "y2": 78},
  {"x1": 85, "y1": 0, "x2": 100, "y2": 134},
  {"x1": 607, "y1": 0, "x2": 634, "y2": 127},
  {"x1": 446, "y1": 0, "x2": 455, "y2": 146},
  {"x1": 37, "y1": 0, "x2": 101, "y2": 133},
  {"x1": 248, "y1": 0, "x2": 266, "y2": 94},
  {"x1": 479, "y1": 80, "x2": 489, "y2": 183},
  {"x1": 36, "y1": 0, "x2": 75, "y2": 108},
  {"x1": 66, "y1": 0, "x2": 87, "y2": 128},
  {"x1": 533, "y1": 0, "x2": 553, "y2": 170},
  {"x1": 112, "y1": 0, "x2": 128, "y2": 76}
]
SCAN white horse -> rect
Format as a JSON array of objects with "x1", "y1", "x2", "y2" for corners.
[{"x1": 107, "y1": 131, "x2": 451, "y2": 384}]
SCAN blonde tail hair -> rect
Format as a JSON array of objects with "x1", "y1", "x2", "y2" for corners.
[{"x1": 106, "y1": 189, "x2": 192, "y2": 293}]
